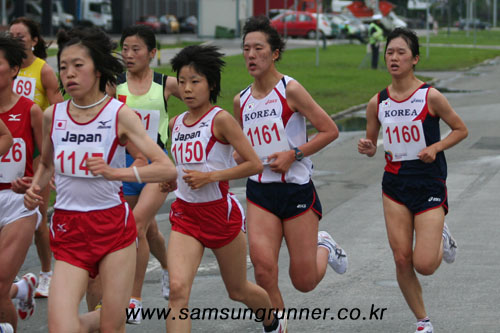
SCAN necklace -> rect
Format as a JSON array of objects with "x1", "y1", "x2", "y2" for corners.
[{"x1": 71, "y1": 94, "x2": 108, "y2": 109}]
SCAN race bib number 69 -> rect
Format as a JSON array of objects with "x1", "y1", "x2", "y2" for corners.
[
  {"x1": 13, "y1": 77, "x2": 36, "y2": 101},
  {"x1": 54, "y1": 146, "x2": 105, "y2": 178}
]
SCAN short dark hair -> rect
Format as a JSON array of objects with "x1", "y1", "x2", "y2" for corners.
[
  {"x1": 242, "y1": 16, "x2": 285, "y2": 62},
  {"x1": 10, "y1": 17, "x2": 48, "y2": 59},
  {"x1": 385, "y1": 27, "x2": 420, "y2": 58},
  {"x1": 120, "y1": 25, "x2": 157, "y2": 51},
  {"x1": 56, "y1": 26, "x2": 124, "y2": 93},
  {"x1": 0, "y1": 34, "x2": 27, "y2": 79},
  {"x1": 171, "y1": 45, "x2": 225, "y2": 104}
]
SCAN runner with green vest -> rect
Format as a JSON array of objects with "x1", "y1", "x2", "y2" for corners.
[
  {"x1": 112, "y1": 25, "x2": 180, "y2": 325},
  {"x1": 369, "y1": 14, "x2": 385, "y2": 69}
]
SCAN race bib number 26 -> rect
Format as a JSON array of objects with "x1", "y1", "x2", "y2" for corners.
[{"x1": 0, "y1": 138, "x2": 26, "y2": 182}]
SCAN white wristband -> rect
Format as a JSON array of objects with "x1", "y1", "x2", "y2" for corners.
[{"x1": 133, "y1": 166, "x2": 142, "y2": 184}]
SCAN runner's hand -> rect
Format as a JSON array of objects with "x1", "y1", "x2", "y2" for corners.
[
  {"x1": 11, "y1": 177, "x2": 32, "y2": 194},
  {"x1": 160, "y1": 179, "x2": 177, "y2": 193},
  {"x1": 25, "y1": 184, "x2": 43, "y2": 210},
  {"x1": 417, "y1": 145, "x2": 437, "y2": 163},
  {"x1": 182, "y1": 169, "x2": 212, "y2": 190},
  {"x1": 358, "y1": 138, "x2": 376, "y2": 157},
  {"x1": 268, "y1": 150, "x2": 295, "y2": 174},
  {"x1": 86, "y1": 157, "x2": 115, "y2": 179}
]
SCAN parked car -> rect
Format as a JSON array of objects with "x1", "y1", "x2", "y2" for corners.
[
  {"x1": 178, "y1": 15, "x2": 198, "y2": 33},
  {"x1": 25, "y1": 0, "x2": 74, "y2": 31},
  {"x1": 136, "y1": 15, "x2": 161, "y2": 32},
  {"x1": 159, "y1": 14, "x2": 179, "y2": 33},
  {"x1": 270, "y1": 11, "x2": 334, "y2": 39},
  {"x1": 455, "y1": 18, "x2": 491, "y2": 30}
]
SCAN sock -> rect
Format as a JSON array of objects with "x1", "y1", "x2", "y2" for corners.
[
  {"x1": 163, "y1": 268, "x2": 169, "y2": 277},
  {"x1": 130, "y1": 296, "x2": 142, "y2": 303},
  {"x1": 14, "y1": 279, "x2": 28, "y2": 300},
  {"x1": 39, "y1": 271, "x2": 53, "y2": 278},
  {"x1": 263, "y1": 315, "x2": 279, "y2": 332},
  {"x1": 417, "y1": 316, "x2": 430, "y2": 323}
]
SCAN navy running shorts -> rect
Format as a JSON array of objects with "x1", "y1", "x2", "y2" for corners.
[
  {"x1": 382, "y1": 172, "x2": 448, "y2": 215},
  {"x1": 246, "y1": 179, "x2": 322, "y2": 221}
]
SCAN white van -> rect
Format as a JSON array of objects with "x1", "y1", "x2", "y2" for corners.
[
  {"x1": 79, "y1": 0, "x2": 112, "y2": 31},
  {"x1": 26, "y1": 0, "x2": 74, "y2": 30}
]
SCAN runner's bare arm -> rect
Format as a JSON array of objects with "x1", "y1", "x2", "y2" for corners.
[
  {"x1": 232, "y1": 93, "x2": 245, "y2": 164},
  {"x1": 0, "y1": 118, "x2": 13, "y2": 155},
  {"x1": 87, "y1": 105, "x2": 176, "y2": 183},
  {"x1": 41, "y1": 63, "x2": 64, "y2": 104},
  {"x1": 25, "y1": 107, "x2": 56, "y2": 209},
  {"x1": 358, "y1": 94, "x2": 380, "y2": 157},
  {"x1": 417, "y1": 88, "x2": 468, "y2": 163}
]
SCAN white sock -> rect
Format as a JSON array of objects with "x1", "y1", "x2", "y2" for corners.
[
  {"x1": 14, "y1": 279, "x2": 28, "y2": 300},
  {"x1": 39, "y1": 271, "x2": 53, "y2": 278}
]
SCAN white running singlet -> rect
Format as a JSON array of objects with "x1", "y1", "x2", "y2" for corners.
[
  {"x1": 240, "y1": 75, "x2": 312, "y2": 184},
  {"x1": 171, "y1": 107, "x2": 233, "y2": 203},
  {"x1": 51, "y1": 99, "x2": 126, "y2": 211}
]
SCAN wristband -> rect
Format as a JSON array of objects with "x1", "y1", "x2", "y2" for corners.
[{"x1": 133, "y1": 166, "x2": 142, "y2": 184}]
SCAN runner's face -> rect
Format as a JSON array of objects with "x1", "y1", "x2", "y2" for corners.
[
  {"x1": 59, "y1": 44, "x2": 101, "y2": 98},
  {"x1": 9, "y1": 23, "x2": 36, "y2": 55},
  {"x1": 243, "y1": 31, "x2": 279, "y2": 77},
  {"x1": 121, "y1": 35, "x2": 155, "y2": 73},
  {"x1": 385, "y1": 37, "x2": 419, "y2": 77},
  {"x1": 0, "y1": 51, "x2": 18, "y2": 89},
  {"x1": 178, "y1": 65, "x2": 211, "y2": 111}
]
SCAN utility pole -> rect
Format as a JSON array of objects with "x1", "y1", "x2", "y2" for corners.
[
  {"x1": 1, "y1": 0, "x2": 6, "y2": 26},
  {"x1": 494, "y1": 0, "x2": 497, "y2": 27}
]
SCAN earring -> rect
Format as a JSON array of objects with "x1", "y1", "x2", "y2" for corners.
[{"x1": 32, "y1": 46, "x2": 35, "y2": 51}]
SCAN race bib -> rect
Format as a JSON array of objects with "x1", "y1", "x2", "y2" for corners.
[
  {"x1": 244, "y1": 118, "x2": 290, "y2": 164},
  {"x1": 382, "y1": 120, "x2": 426, "y2": 162},
  {"x1": 171, "y1": 140, "x2": 207, "y2": 165},
  {"x1": 13, "y1": 77, "x2": 36, "y2": 101},
  {"x1": 54, "y1": 146, "x2": 105, "y2": 178},
  {"x1": 134, "y1": 109, "x2": 160, "y2": 142},
  {"x1": 0, "y1": 138, "x2": 26, "y2": 182}
]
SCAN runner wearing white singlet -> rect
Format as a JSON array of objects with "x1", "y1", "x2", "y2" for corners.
[
  {"x1": 234, "y1": 18, "x2": 347, "y2": 325},
  {"x1": 24, "y1": 27, "x2": 176, "y2": 333}
]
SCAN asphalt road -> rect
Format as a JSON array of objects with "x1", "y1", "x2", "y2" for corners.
[{"x1": 18, "y1": 51, "x2": 500, "y2": 332}]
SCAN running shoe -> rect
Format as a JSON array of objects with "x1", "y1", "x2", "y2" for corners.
[
  {"x1": 318, "y1": 231, "x2": 348, "y2": 274},
  {"x1": 126, "y1": 298, "x2": 142, "y2": 325},
  {"x1": 415, "y1": 320, "x2": 433, "y2": 333},
  {"x1": 442, "y1": 223, "x2": 457, "y2": 264},
  {"x1": 35, "y1": 273, "x2": 51, "y2": 298},
  {"x1": 162, "y1": 269, "x2": 170, "y2": 300},
  {"x1": 17, "y1": 273, "x2": 37, "y2": 320},
  {"x1": 0, "y1": 323, "x2": 14, "y2": 333},
  {"x1": 263, "y1": 317, "x2": 287, "y2": 333}
]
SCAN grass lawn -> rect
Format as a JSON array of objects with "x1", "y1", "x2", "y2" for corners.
[
  {"x1": 428, "y1": 29, "x2": 500, "y2": 46},
  {"x1": 154, "y1": 43, "x2": 500, "y2": 118}
]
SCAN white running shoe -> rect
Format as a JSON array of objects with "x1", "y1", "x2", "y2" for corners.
[
  {"x1": 442, "y1": 223, "x2": 457, "y2": 264},
  {"x1": 415, "y1": 320, "x2": 433, "y2": 333},
  {"x1": 35, "y1": 273, "x2": 51, "y2": 298},
  {"x1": 162, "y1": 270, "x2": 170, "y2": 300},
  {"x1": 0, "y1": 323, "x2": 14, "y2": 333},
  {"x1": 318, "y1": 231, "x2": 348, "y2": 274},
  {"x1": 126, "y1": 298, "x2": 142, "y2": 325},
  {"x1": 17, "y1": 273, "x2": 37, "y2": 320}
]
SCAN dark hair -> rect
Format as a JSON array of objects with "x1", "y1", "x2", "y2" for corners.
[
  {"x1": 385, "y1": 27, "x2": 420, "y2": 59},
  {"x1": 120, "y1": 25, "x2": 157, "y2": 51},
  {"x1": 171, "y1": 45, "x2": 225, "y2": 104},
  {"x1": 9, "y1": 17, "x2": 48, "y2": 59},
  {"x1": 0, "y1": 34, "x2": 27, "y2": 79},
  {"x1": 242, "y1": 16, "x2": 285, "y2": 62},
  {"x1": 57, "y1": 26, "x2": 124, "y2": 93}
]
